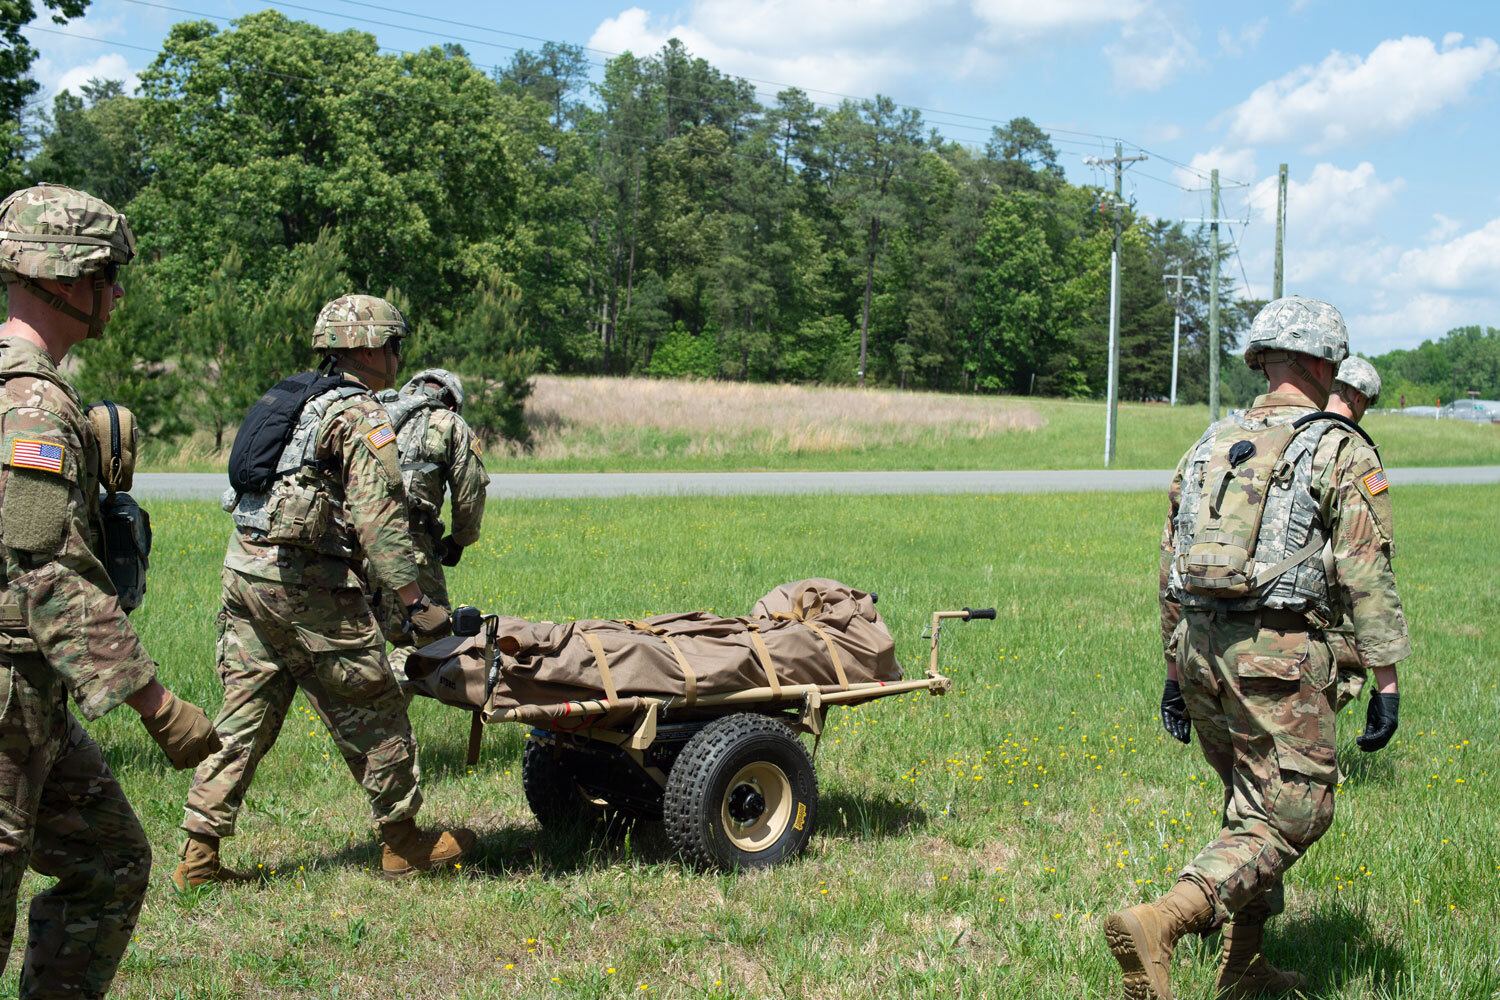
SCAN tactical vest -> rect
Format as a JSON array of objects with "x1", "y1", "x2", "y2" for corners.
[
  {"x1": 379, "y1": 388, "x2": 446, "y2": 539},
  {"x1": 223, "y1": 383, "x2": 369, "y2": 558},
  {"x1": 1169, "y1": 412, "x2": 1345, "y2": 619}
]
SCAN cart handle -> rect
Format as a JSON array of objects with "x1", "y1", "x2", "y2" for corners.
[{"x1": 925, "y1": 605, "x2": 996, "y2": 677}]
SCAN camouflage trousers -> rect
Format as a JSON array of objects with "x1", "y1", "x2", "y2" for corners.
[
  {"x1": 1327, "y1": 627, "x2": 1367, "y2": 713},
  {"x1": 0, "y1": 653, "x2": 150, "y2": 999},
  {"x1": 182, "y1": 569, "x2": 422, "y2": 839},
  {"x1": 1174, "y1": 611, "x2": 1338, "y2": 923},
  {"x1": 377, "y1": 541, "x2": 450, "y2": 686}
]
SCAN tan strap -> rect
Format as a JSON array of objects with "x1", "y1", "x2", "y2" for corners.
[
  {"x1": 622, "y1": 619, "x2": 697, "y2": 706},
  {"x1": 791, "y1": 585, "x2": 823, "y2": 622},
  {"x1": 662, "y1": 635, "x2": 698, "y2": 706},
  {"x1": 803, "y1": 621, "x2": 850, "y2": 690},
  {"x1": 746, "y1": 625, "x2": 782, "y2": 697},
  {"x1": 581, "y1": 633, "x2": 619, "y2": 704}
]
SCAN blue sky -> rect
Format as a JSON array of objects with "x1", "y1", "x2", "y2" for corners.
[{"x1": 24, "y1": 0, "x2": 1500, "y2": 355}]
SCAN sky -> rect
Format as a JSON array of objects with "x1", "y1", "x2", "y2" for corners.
[{"x1": 22, "y1": 0, "x2": 1500, "y2": 356}]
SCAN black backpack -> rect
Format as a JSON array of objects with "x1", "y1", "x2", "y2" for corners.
[{"x1": 228, "y1": 369, "x2": 353, "y2": 492}]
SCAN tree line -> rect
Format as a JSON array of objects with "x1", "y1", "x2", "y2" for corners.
[{"x1": 5, "y1": 11, "x2": 1273, "y2": 444}]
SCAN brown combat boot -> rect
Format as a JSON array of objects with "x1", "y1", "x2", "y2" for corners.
[
  {"x1": 380, "y1": 818, "x2": 476, "y2": 878},
  {"x1": 170, "y1": 834, "x2": 263, "y2": 889},
  {"x1": 1213, "y1": 920, "x2": 1305, "y2": 999},
  {"x1": 1104, "y1": 880, "x2": 1215, "y2": 1000}
]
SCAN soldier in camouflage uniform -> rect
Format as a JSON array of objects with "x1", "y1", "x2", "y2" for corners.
[
  {"x1": 373, "y1": 369, "x2": 487, "y2": 681},
  {"x1": 0, "y1": 184, "x2": 221, "y2": 997},
  {"x1": 1325, "y1": 356, "x2": 1383, "y2": 713},
  {"x1": 176, "y1": 294, "x2": 473, "y2": 886},
  {"x1": 1105, "y1": 297, "x2": 1409, "y2": 1000}
]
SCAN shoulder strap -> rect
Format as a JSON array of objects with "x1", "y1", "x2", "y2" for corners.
[{"x1": 1294, "y1": 410, "x2": 1375, "y2": 447}]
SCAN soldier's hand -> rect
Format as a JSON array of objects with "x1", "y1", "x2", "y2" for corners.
[
  {"x1": 439, "y1": 534, "x2": 464, "y2": 567},
  {"x1": 141, "y1": 691, "x2": 222, "y2": 769},
  {"x1": 405, "y1": 595, "x2": 452, "y2": 647},
  {"x1": 1356, "y1": 692, "x2": 1400, "y2": 752},
  {"x1": 1161, "y1": 678, "x2": 1191, "y2": 744}
]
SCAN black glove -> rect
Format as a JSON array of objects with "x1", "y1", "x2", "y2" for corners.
[
  {"x1": 439, "y1": 534, "x2": 464, "y2": 567},
  {"x1": 1161, "y1": 678, "x2": 1191, "y2": 744},
  {"x1": 1356, "y1": 692, "x2": 1400, "y2": 752}
]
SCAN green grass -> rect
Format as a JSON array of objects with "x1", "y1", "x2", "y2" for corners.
[
  {"x1": 140, "y1": 379, "x2": 1500, "y2": 474},
  {"x1": 20, "y1": 488, "x2": 1496, "y2": 998}
]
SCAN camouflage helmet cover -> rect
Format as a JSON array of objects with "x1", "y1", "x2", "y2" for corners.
[
  {"x1": 1243, "y1": 295, "x2": 1349, "y2": 372},
  {"x1": 400, "y1": 367, "x2": 464, "y2": 412},
  {"x1": 1334, "y1": 356, "x2": 1381, "y2": 406},
  {"x1": 0, "y1": 183, "x2": 136, "y2": 281},
  {"x1": 312, "y1": 294, "x2": 408, "y2": 349}
]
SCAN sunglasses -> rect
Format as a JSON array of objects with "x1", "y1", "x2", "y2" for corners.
[
  {"x1": 387, "y1": 337, "x2": 405, "y2": 356},
  {"x1": 99, "y1": 261, "x2": 122, "y2": 284}
]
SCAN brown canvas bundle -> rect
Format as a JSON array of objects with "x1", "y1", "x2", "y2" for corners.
[{"x1": 402, "y1": 579, "x2": 900, "y2": 720}]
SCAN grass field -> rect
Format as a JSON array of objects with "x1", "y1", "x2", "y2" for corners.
[
  {"x1": 16, "y1": 487, "x2": 1496, "y2": 999},
  {"x1": 142, "y1": 375, "x2": 1500, "y2": 474}
]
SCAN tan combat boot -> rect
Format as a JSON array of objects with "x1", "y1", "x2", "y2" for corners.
[
  {"x1": 380, "y1": 818, "x2": 476, "y2": 878},
  {"x1": 1213, "y1": 920, "x2": 1305, "y2": 999},
  {"x1": 171, "y1": 834, "x2": 262, "y2": 889},
  {"x1": 1103, "y1": 880, "x2": 1215, "y2": 1000}
]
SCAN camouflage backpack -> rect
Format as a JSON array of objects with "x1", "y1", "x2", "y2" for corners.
[{"x1": 1176, "y1": 416, "x2": 1331, "y2": 600}]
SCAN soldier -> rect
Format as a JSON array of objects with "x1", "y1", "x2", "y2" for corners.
[
  {"x1": 1325, "y1": 356, "x2": 1383, "y2": 712},
  {"x1": 176, "y1": 294, "x2": 473, "y2": 887},
  {"x1": 374, "y1": 369, "x2": 488, "y2": 680},
  {"x1": 1109, "y1": 297, "x2": 1409, "y2": 1000},
  {"x1": 0, "y1": 183, "x2": 222, "y2": 997}
]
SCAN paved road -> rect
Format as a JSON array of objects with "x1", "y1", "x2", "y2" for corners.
[{"x1": 135, "y1": 466, "x2": 1500, "y2": 500}]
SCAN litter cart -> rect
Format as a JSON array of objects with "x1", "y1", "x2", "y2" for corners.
[{"x1": 404, "y1": 580, "x2": 992, "y2": 870}]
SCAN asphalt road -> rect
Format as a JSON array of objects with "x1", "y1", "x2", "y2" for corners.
[{"x1": 135, "y1": 466, "x2": 1500, "y2": 500}]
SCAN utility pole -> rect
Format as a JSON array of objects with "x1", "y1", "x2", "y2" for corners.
[
  {"x1": 1209, "y1": 168, "x2": 1221, "y2": 422},
  {"x1": 1273, "y1": 163, "x2": 1287, "y2": 299},
  {"x1": 1162, "y1": 268, "x2": 1198, "y2": 407},
  {"x1": 1083, "y1": 144, "x2": 1147, "y2": 466}
]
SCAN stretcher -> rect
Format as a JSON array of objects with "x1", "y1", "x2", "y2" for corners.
[{"x1": 404, "y1": 585, "x2": 992, "y2": 869}]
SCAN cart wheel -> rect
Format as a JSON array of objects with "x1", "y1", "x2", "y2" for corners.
[
  {"x1": 663, "y1": 713, "x2": 817, "y2": 870},
  {"x1": 521, "y1": 740, "x2": 609, "y2": 831}
]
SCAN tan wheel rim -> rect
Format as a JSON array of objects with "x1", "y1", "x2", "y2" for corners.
[{"x1": 720, "y1": 761, "x2": 793, "y2": 853}]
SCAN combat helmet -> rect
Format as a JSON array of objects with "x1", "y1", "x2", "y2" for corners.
[
  {"x1": 1333, "y1": 356, "x2": 1381, "y2": 407},
  {"x1": 1243, "y1": 295, "x2": 1349, "y2": 373},
  {"x1": 312, "y1": 294, "x2": 408, "y2": 350},
  {"x1": 400, "y1": 368, "x2": 464, "y2": 412},
  {"x1": 0, "y1": 183, "x2": 136, "y2": 339}
]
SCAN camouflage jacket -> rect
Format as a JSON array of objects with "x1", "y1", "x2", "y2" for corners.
[
  {"x1": 1159, "y1": 390, "x2": 1411, "y2": 669},
  {"x1": 0, "y1": 337, "x2": 155, "y2": 719},
  {"x1": 394, "y1": 404, "x2": 487, "y2": 550},
  {"x1": 225, "y1": 371, "x2": 419, "y2": 594}
]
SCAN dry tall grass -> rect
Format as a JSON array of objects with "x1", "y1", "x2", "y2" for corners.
[{"x1": 515, "y1": 376, "x2": 1046, "y2": 461}]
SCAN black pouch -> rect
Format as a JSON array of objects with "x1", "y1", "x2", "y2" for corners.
[{"x1": 100, "y1": 492, "x2": 151, "y2": 612}]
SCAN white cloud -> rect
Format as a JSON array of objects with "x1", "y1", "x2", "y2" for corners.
[
  {"x1": 1225, "y1": 35, "x2": 1500, "y2": 152},
  {"x1": 1349, "y1": 293, "x2": 1495, "y2": 352},
  {"x1": 1247, "y1": 162, "x2": 1404, "y2": 241},
  {"x1": 52, "y1": 53, "x2": 137, "y2": 98},
  {"x1": 1391, "y1": 217, "x2": 1500, "y2": 294},
  {"x1": 970, "y1": 0, "x2": 1139, "y2": 40},
  {"x1": 1424, "y1": 214, "x2": 1463, "y2": 242},
  {"x1": 1105, "y1": 11, "x2": 1199, "y2": 91},
  {"x1": 1217, "y1": 18, "x2": 1267, "y2": 58},
  {"x1": 589, "y1": 3, "x2": 965, "y2": 98},
  {"x1": 1170, "y1": 146, "x2": 1257, "y2": 189},
  {"x1": 590, "y1": 1, "x2": 1193, "y2": 100}
]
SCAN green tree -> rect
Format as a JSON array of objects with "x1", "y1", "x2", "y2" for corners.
[
  {"x1": 26, "y1": 78, "x2": 149, "y2": 207},
  {"x1": 0, "y1": 0, "x2": 90, "y2": 172}
]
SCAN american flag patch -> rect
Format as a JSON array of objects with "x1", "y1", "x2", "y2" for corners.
[
  {"x1": 1363, "y1": 469, "x2": 1388, "y2": 495},
  {"x1": 366, "y1": 425, "x2": 395, "y2": 449},
  {"x1": 10, "y1": 438, "x2": 64, "y2": 473}
]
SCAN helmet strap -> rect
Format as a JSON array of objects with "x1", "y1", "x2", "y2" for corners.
[{"x1": 11, "y1": 274, "x2": 107, "y2": 338}]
